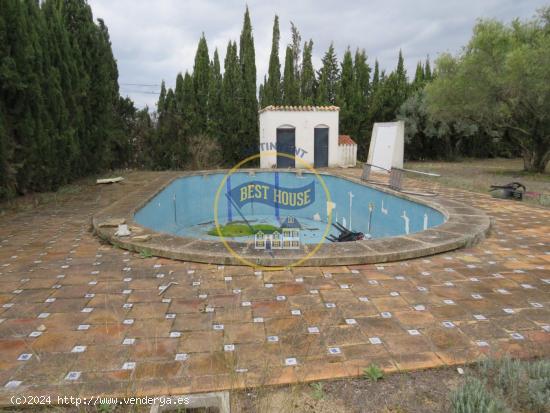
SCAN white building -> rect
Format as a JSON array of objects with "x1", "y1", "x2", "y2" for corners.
[{"x1": 259, "y1": 105, "x2": 356, "y2": 168}]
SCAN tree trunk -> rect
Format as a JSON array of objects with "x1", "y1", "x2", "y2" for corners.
[{"x1": 523, "y1": 147, "x2": 550, "y2": 173}]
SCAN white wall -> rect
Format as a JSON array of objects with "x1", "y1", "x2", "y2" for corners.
[
  {"x1": 338, "y1": 144, "x2": 357, "y2": 167},
  {"x1": 259, "y1": 110, "x2": 339, "y2": 168}
]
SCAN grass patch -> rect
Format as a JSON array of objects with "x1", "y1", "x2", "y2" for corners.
[
  {"x1": 404, "y1": 158, "x2": 549, "y2": 207},
  {"x1": 207, "y1": 222, "x2": 280, "y2": 237},
  {"x1": 139, "y1": 249, "x2": 153, "y2": 259},
  {"x1": 363, "y1": 364, "x2": 384, "y2": 382},
  {"x1": 310, "y1": 382, "x2": 325, "y2": 400}
]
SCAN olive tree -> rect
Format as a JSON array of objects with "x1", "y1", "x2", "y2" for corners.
[{"x1": 426, "y1": 8, "x2": 550, "y2": 172}]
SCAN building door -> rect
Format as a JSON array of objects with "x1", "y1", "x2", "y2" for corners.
[
  {"x1": 276, "y1": 128, "x2": 295, "y2": 168},
  {"x1": 314, "y1": 127, "x2": 329, "y2": 168}
]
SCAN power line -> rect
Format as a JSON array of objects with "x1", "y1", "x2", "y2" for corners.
[
  {"x1": 120, "y1": 82, "x2": 161, "y2": 87},
  {"x1": 121, "y1": 90, "x2": 160, "y2": 94}
]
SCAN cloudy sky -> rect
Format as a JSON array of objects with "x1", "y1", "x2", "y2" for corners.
[{"x1": 88, "y1": 0, "x2": 547, "y2": 109}]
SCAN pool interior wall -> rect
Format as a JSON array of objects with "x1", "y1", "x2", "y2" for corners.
[{"x1": 134, "y1": 171, "x2": 445, "y2": 244}]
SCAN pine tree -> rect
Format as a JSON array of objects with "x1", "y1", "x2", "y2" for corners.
[
  {"x1": 282, "y1": 45, "x2": 299, "y2": 105},
  {"x1": 300, "y1": 40, "x2": 315, "y2": 105},
  {"x1": 192, "y1": 34, "x2": 210, "y2": 134},
  {"x1": 263, "y1": 15, "x2": 281, "y2": 106},
  {"x1": 316, "y1": 43, "x2": 340, "y2": 104},
  {"x1": 238, "y1": 7, "x2": 258, "y2": 161}
]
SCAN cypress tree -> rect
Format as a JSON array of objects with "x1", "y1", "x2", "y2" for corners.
[
  {"x1": 43, "y1": 0, "x2": 79, "y2": 185},
  {"x1": 282, "y1": 45, "x2": 299, "y2": 105},
  {"x1": 221, "y1": 41, "x2": 242, "y2": 164},
  {"x1": 182, "y1": 71, "x2": 195, "y2": 133},
  {"x1": 0, "y1": 5, "x2": 13, "y2": 198},
  {"x1": 175, "y1": 72, "x2": 184, "y2": 108},
  {"x1": 208, "y1": 49, "x2": 223, "y2": 140},
  {"x1": 238, "y1": 7, "x2": 258, "y2": 161},
  {"x1": 290, "y1": 22, "x2": 302, "y2": 91},
  {"x1": 174, "y1": 72, "x2": 191, "y2": 139},
  {"x1": 413, "y1": 61, "x2": 424, "y2": 87},
  {"x1": 95, "y1": 18, "x2": 123, "y2": 170},
  {"x1": 338, "y1": 47, "x2": 355, "y2": 133},
  {"x1": 353, "y1": 49, "x2": 371, "y2": 158},
  {"x1": 6, "y1": 0, "x2": 49, "y2": 193},
  {"x1": 158, "y1": 81, "x2": 167, "y2": 115},
  {"x1": 0, "y1": 0, "x2": 134, "y2": 197},
  {"x1": 372, "y1": 60, "x2": 380, "y2": 92},
  {"x1": 192, "y1": 34, "x2": 210, "y2": 134},
  {"x1": 259, "y1": 76, "x2": 267, "y2": 108},
  {"x1": 264, "y1": 15, "x2": 281, "y2": 106},
  {"x1": 395, "y1": 50, "x2": 408, "y2": 101},
  {"x1": 0, "y1": 107, "x2": 11, "y2": 199},
  {"x1": 316, "y1": 43, "x2": 340, "y2": 104},
  {"x1": 424, "y1": 56, "x2": 432, "y2": 81},
  {"x1": 300, "y1": 40, "x2": 315, "y2": 105}
]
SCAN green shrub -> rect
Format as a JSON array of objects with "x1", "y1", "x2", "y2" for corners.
[
  {"x1": 451, "y1": 378, "x2": 510, "y2": 413},
  {"x1": 363, "y1": 364, "x2": 384, "y2": 382},
  {"x1": 310, "y1": 382, "x2": 325, "y2": 400},
  {"x1": 462, "y1": 357, "x2": 550, "y2": 413}
]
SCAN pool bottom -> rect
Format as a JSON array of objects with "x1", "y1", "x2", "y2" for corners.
[{"x1": 174, "y1": 214, "x2": 330, "y2": 244}]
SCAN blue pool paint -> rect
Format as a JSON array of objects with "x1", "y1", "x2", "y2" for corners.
[{"x1": 134, "y1": 172, "x2": 445, "y2": 244}]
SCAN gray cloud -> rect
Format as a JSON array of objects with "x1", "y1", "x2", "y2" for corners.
[{"x1": 88, "y1": 0, "x2": 547, "y2": 109}]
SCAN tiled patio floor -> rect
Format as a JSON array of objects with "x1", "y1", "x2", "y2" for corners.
[{"x1": 0, "y1": 170, "x2": 548, "y2": 402}]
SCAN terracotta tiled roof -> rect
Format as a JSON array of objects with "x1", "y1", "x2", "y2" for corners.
[
  {"x1": 259, "y1": 105, "x2": 340, "y2": 113},
  {"x1": 338, "y1": 135, "x2": 356, "y2": 146}
]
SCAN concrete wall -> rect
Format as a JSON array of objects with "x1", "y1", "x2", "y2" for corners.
[
  {"x1": 338, "y1": 144, "x2": 357, "y2": 167},
  {"x1": 259, "y1": 110, "x2": 339, "y2": 168}
]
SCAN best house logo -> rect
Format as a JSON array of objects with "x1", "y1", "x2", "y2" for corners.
[
  {"x1": 212, "y1": 151, "x2": 333, "y2": 270},
  {"x1": 228, "y1": 180, "x2": 315, "y2": 209}
]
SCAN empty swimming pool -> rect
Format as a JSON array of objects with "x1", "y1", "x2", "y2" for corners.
[{"x1": 134, "y1": 171, "x2": 445, "y2": 244}]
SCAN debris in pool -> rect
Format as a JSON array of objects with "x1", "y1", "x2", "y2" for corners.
[
  {"x1": 96, "y1": 177, "x2": 124, "y2": 184},
  {"x1": 326, "y1": 222, "x2": 365, "y2": 242},
  {"x1": 158, "y1": 281, "x2": 178, "y2": 295},
  {"x1": 115, "y1": 224, "x2": 131, "y2": 237}
]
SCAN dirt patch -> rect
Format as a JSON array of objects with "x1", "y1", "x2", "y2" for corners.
[{"x1": 232, "y1": 368, "x2": 462, "y2": 413}]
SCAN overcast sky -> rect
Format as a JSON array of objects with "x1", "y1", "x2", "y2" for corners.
[{"x1": 88, "y1": 0, "x2": 547, "y2": 109}]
